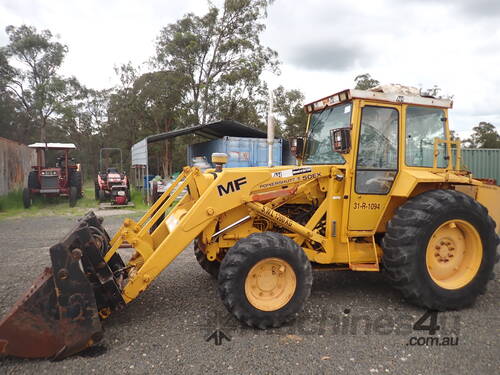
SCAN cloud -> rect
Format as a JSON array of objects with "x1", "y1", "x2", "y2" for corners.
[
  {"x1": 404, "y1": 0, "x2": 500, "y2": 19},
  {"x1": 287, "y1": 42, "x2": 369, "y2": 72}
]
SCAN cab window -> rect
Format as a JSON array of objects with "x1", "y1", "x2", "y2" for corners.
[
  {"x1": 355, "y1": 106, "x2": 399, "y2": 194},
  {"x1": 303, "y1": 102, "x2": 351, "y2": 165},
  {"x1": 405, "y1": 106, "x2": 447, "y2": 168}
]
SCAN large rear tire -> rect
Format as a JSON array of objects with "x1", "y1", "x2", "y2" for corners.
[
  {"x1": 382, "y1": 189, "x2": 498, "y2": 310},
  {"x1": 194, "y1": 237, "x2": 220, "y2": 278},
  {"x1": 70, "y1": 171, "x2": 82, "y2": 198},
  {"x1": 69, "y1": 186, "x2": 77, "y2": 207},
  {"x1": 218, "y1": 232, "x2": 312, "y2": 329},
  {"x1": 98, "y1": 189, "x2": 105, "y2": 203},
  {"x1": 22, "y1": 188, "x2": 31, "y2": 208},
  {"x1": 28, "y1": 171, "x2": 40, "y2": 189}
]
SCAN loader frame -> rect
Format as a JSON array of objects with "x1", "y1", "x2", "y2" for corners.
[{"x1": 102, "y1": 91, "x2": 499, "y2": 309}]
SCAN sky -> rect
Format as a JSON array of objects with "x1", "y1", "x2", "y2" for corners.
[{"x1": 1, "y1": 0, "x2": 500, "y2": 138}]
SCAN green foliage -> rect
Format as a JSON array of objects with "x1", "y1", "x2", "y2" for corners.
[
  {"x1": 154, "y1": 0, "x2": 278, "y2": 126},
  {"x1": 1, "y1": 25, "x2": 77, "y2": 142},
  {"x1": 272, "y1": 86, "x2": 307, "y2": 138},
  {"x1": 354, "y1": 73, "x2": 380, "y2": 90},
  {"x1": 463, "y1": 122, "x2": 500, "y2": 148},
  {"x1": 130, "y1": 188, "x2": 149, "y2": 210},
  {"x1": 0, "y1": 189, "x2": 23, "y2": 212}
]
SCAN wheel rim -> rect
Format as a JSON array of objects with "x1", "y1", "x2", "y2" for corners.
[
  {"x1": 244, "y1": 257, "x2": 296, "y2": 311},
  {"x1": 426, "y1": 219, "x2": 483, "y2": 290}
]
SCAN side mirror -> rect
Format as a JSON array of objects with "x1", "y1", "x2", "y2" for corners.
[
  {"x1": 330, "y1": 128, "x2": 351, "y2": 154},
  {"x1": 289, "y1": 137, "x2": 305, "y2": 159}
]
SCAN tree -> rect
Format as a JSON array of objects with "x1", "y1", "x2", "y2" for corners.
[
  {"x1": 1, "y1": 25, "x2": 72, "y2": 141},
  {"x1": 463, "y1": 122, "x2": 500, "y2": 148},
  {"x1": 132, "y1": 70, "x2": 188, "y2": 175},
  {"x1": 106, "y1": 64, "x2": 188, "y2": 175},
  {"x1": 273, "y1": 86, "x2": 307, "y2": 138},
  {"x1": 154, "y1": 0, "x2": 278, "y2": 126},
  {"x1": 354, "y1": 73, "x2": 380, "y2": 90}
]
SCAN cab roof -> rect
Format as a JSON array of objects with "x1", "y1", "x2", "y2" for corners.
[
  {"x1": 28, "y1": 142, "x2": 77, "y2": 150},
  {"x1": 304, "y1": 85, "x2": 453, "y2": 114}
]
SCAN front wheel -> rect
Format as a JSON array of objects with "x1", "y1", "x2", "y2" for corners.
[
  {"x1": 218, "y1": 232, "x2": 312, "y2": 329},
  {"x1": 382, "y1": 189, "x2": 498, "y2": 310},
  {"x1": 194, "y1": 237, "x2": 220, "y2": 278}
]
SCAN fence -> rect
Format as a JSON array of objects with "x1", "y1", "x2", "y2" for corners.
[{"x1": 0, "y1": 137, "x2": 36, "y2": 196}]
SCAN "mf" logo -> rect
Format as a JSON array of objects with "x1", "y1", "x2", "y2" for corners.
[{"x1": 217, "y1": 177, "x2": 247, "y2": 196}]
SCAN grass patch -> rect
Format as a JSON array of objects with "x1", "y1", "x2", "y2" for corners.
[
  {"x1": 0, "y1": 183, "x2": 148, "y2": 220},
  {"x1": 0, "y1": 189, "x2": 24, "y2": 212},
  {"x1": 130, "y1": 188, "x2": 149, "y2": 210}
]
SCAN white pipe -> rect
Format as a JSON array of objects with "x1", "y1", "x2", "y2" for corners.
[{"x1": 267, "y1": 92, "x2": 274, "y2": 167}]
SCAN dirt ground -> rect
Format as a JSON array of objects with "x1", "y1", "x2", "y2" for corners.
[{"x1": 0, "y1": 212, "x2": 498, "y2": 374}]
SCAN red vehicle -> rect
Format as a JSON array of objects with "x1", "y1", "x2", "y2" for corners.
[
  {"x1": 23, "y1": 142, "x2": 82, "y2": 208},
  {"x1": 95, "y1": 148, "x2": 130, "y2": 205}
]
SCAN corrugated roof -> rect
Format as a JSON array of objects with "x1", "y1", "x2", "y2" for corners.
[{"x1": 146, "y1": 120, "x2": 267, "y2": 143}]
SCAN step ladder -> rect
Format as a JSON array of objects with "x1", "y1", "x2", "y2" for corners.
[{"x1": 347, "y1": 235, "x2": 380, "y2": 271}]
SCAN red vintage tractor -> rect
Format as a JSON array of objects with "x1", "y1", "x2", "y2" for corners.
[
  {"x1": 95, "y1": 148, "x2": 130, "y2": 205},
  {"x1": 23, "y1": 142, "x2": 82, "y2": 208}
]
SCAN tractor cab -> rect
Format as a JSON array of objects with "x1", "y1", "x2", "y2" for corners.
[
  {"x1": 23, "y1": 142, "x2": 82, "y2": 208},
  {"x1": 292, "y1": 85, "x2": 455, "y2": 170},
  {"x1": 291, "y1": 86, "x2": 456, "y2": 232}
]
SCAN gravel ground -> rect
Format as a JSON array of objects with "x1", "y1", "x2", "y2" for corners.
[{"x1": 0, "y1": 212, "x2": 498, "y2": 375}]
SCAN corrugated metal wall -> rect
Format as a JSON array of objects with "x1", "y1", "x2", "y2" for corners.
[
  {"x1": 460, "y1": 148, "x2": 500, "y2": 183},
  {"x1": 0, "y1": 137, "x2": 36, "y2": 196}
]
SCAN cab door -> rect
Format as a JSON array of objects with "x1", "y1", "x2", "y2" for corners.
[{"x1": 348, "y1": 102, "x2": 401, "y2": 231}]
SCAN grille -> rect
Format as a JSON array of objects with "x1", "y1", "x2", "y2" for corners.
[{"x1": 41, "y1": 176, "x2": 58, "y2": 189}]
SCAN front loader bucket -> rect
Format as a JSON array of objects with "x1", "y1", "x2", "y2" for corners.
[{"x1": 0, "y1": 212, "x2": 125, "y2": 360}]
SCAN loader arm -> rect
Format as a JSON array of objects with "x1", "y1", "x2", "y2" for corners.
[{"x1": 108, "y1": 165, "x2": 333, "y2": 303}]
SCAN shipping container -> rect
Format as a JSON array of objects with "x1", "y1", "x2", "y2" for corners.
[
  {"x1": 459, "y1": 148, "x2": 500, "y2": 184},
  {"x1": 187, "y1": 136, "x2": 286, "y2": 168}
]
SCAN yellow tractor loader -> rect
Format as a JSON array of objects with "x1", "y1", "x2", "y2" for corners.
[{"x1": 1, "y1": 88, "x2": 499, "y2": 359}]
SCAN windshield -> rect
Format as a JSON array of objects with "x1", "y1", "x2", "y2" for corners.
[{"x1": 303, "y1": 102, "x2": 352, "y2": 164}]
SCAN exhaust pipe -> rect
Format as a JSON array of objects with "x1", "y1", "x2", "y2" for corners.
[{"x1": 267, "y1": 91, "x2": 275, "y2": 168}]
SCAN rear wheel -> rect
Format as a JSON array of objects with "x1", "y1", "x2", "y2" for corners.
[
  {"x1": 94, "y1": 182, "x2": 100, "y2": 200},
  {"x1": 72, "y1": 171, "x2": 83, "y2": 198},
  {"x1": 98, "y1": 189, "x2": 105, "y2": 203},
  {"x1": 382, "y1": 189, "x2": 498, "y2": 310},
  {"x1": 218, "y1": 232, "x2": 312, "y2": 328},
  {"x1": 69, "y1": 186, "x2": 77, "y2": 207},
  {"x1": 28, "y1": 171, "x2": 40, "y2": 189},
  {"x1": 22, "y1": 188, "x2": 31, "y2": 208}
]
